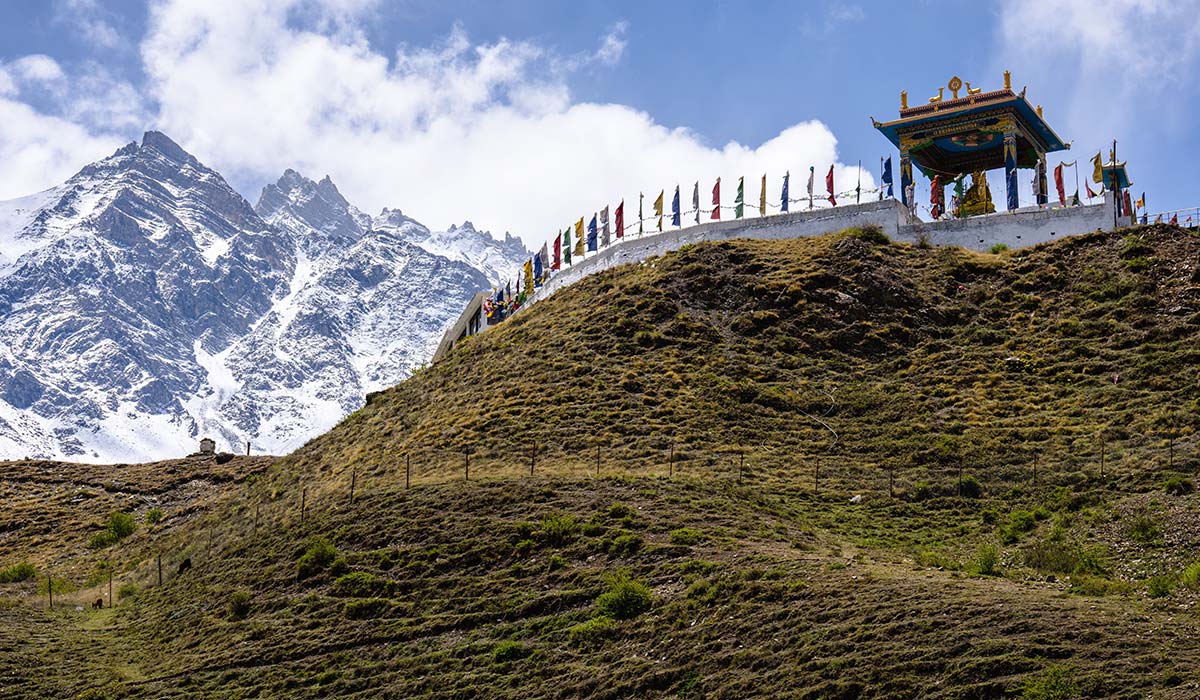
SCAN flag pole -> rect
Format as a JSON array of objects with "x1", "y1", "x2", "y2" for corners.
[
  {"x1": 1073, "y1": 160, "x2": 1079, "y2": 206},
  {"x1": 879, "y1": 156, "x2": 884, "y2": 201},
  {"x1": 856, "y1": 160, "x2": 861, "y2": 204},
  {"x1": 1112, "y1": 139, "x2": 1118, "y2": 229}
]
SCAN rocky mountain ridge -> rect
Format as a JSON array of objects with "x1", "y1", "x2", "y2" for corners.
[{"x1": 0, "y1": 132, "x2": 527, "y2": 462}]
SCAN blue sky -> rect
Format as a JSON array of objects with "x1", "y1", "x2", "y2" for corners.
[{"x1": 2, "y1": 0, "x2": 1198, "y2": 244}]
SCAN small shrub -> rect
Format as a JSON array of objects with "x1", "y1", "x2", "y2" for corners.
[
  {"x1": 492, "y1": 641, "x2": 531, "y2": 664},
  {"x1": 1127, "y1": 513, "x2": 1161, "y2": 546},
  {"x1": 595, "y1": 571, "x2": 653, "y2": 620},
  {"x1": 144, "y1": 508, "x2": 164, "y2": 526},
  {"x1": 606, "y1": 503, "x2": 633, "y2": 519},
  {"x1": 1180, "y1": 562, "x2": 1200, "y2": 590},
  {"x1": 1163, "y1": 476, "x2": 1194, "y2": 496},
  {"x1": 567, "y1": 615, "x2": 615, "y2": 647},
  {"x1": 117, "y1": 583, "x2": 138, "y2": 600},
  {"x1": 1022, "y1": 665, "x2": 1078, "y2": 699},
  {"x1": 669, "y1": 528, "x2": 704, "y2": 546},
  {"x1": 1147, "y1": 575, "x2": 1175, "y2": 599},
  {"x1": 1001, "y1": 509, "x2": 1039, "y2": 543},
  {"x1": 989, "y1": 243, "x2": 1009, "y2": 254},
  {"x1": 343, "y1": 598, "x2": 392, "y2": 620},
  {"x1": 89, "y1": 511, "x2": 137, "y2": 549},
  {"x1": 296, "y1": 537, "x2": 338, "y2": 580},
  {"x1": 959, "y1": 475, "x2": 983, "y2": 499},
  {"x1": 540, "y1": 514, "x2": 579, "y2": 546},
  {"x1": 106, "y1": 512, "x2": 137, "y2": 539},
  {"x1": 0, "y1": 562, "x2": 36, "y2": 583},
  {"x1": 228, "y1": 591, "x2": 251, "y2": 620},
  {"x1": 849, "y1": 225, "x2": 889, "y2": 244},
  {"x1": 1067, "y1": 574, "x2": 1118, "y2": 597},
  {"x1": 547, "y1": 555, "x2": 568, "y2": 572},
  {"x1": 331, "y1": 571, "x2": 388, "y2": 598},
  {"x1": 601, "y1": 532, "x2": 644, "y2": 557},
  {"x1": 975, "y1": 544, "x2": 1000, "y2": 576},
  {"x1": 911, "y1": 481, "x2": 935, "y2": 501},
  {"x1": 88, "y1": 531, "x2": 116, "y2": 549}
]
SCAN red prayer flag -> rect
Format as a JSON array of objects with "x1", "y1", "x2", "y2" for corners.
[
  {"x1": 552, "y1": 233, "x2": 562, "y2": 270},
  {"x1": 930, "y1": 175, "x2": 941, "y2": 218},
  {"x1": 826, "y1": 165, "x2": 836, "y2": 206},
  {"x1": 1171, "y1": 213, "x2": 1179, "y2": 225},
  {"x1": 1054, "y1": 164, "x2": 1065, "y2": 206},
  {"x1": 1085, "y1": 180, "x2": 1097, "y2": 199},
  {"x1": 711, "y1": 178, "x2": 721, "y2": 220},
  {"x1": 614, "y1": 200, "x2": 624, "y2": 239}
]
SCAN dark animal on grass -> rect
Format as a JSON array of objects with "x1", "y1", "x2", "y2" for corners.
[
  {"x1": 92, "y1": 598, "x2": 103, "y2": 610},
  {"x1": 177, "y1": 558, "x2": 192, "y2": 575}
]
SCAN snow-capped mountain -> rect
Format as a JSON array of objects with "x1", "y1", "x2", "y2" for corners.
[
  {"x1": 0, "y1": 132, "x2": 527, "y2": 462},
  {"x1": 372, "y1": 209, "x2": 528, "y2": 285}
]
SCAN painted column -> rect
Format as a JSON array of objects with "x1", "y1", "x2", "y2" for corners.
[
  {"x1": 1003, "y1": 131, "x2": 1019, "y2": 211},
  {"x1": 1036, "y1": 153, "x2": 1048, "y2": 207}
]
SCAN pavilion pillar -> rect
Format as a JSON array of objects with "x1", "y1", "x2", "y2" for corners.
[
  {"x1": 1003, "y1": 131, "x2": 1019, "y2": 211},
  {"x1": 899, "y1": 150, "x2": 914, "y2": 211},
  {"x1": 1035, "y1": 153, "x2": 1048, "y2": 207}
]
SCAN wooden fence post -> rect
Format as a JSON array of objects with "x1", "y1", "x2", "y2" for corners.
[
  {"x1": 814, "y1": 459, "x2": 820, "y2": 493},
  {"x1": 406, "y1": 454, "x2": 411, "y2": 490},
  {"x1": 246, "y1": 440, "x2": 251, "y2": 456},
  {"x1": 350, "y1": 468, "x2": 356, "y2": 504},
  {"x1": 157, "y1": 555, "x2": 163, "y2": 586},
  {"x1": 669, "y1": 444, "x2": 675, "y2": 478},
  {"x1": 595, "y1": 445, "x2": 601, "y2": 477},
  {"x1": 300, "y1": 487, "x2": 307, "y2": 526},
  {"x1": 888, "y1": 465, "x2": 894, "y2": 498},
  {"x1": 464, "y1": 447, "x2": 470, "y2": 481}
]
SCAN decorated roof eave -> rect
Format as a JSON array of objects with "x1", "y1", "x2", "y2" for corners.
[{"x1": 873, "y1": 93, "x2": 1070, "y2": 155}]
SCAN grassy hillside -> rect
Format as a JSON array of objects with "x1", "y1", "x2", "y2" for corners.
[{"x1": 3, "y1": 225, "x2": 1200, "y2": 699}]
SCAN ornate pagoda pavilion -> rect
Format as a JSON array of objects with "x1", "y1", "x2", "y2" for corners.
[{"x1": 873, "y1": 72, "x2": 1070, "y2": 217}]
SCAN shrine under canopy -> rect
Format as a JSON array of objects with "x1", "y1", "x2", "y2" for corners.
[{"x1": 873, "y1": 71, "x2": 1070, "y2": 215}]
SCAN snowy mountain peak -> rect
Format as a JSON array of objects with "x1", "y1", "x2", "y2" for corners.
[
  {"x1": 140, "y1": 130, "x2": 196, "y2": 165},
  {"x1": 255, "y1": 170, "x2": 369, "y2": 255}
]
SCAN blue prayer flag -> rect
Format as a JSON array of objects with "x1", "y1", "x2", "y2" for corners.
[
  {"x1": 533, "y1": 250, "x2": 543, "y2": 285},
  {"x1": 671, "y1": 186, "x2": 680, "y2": 227},
  {"x1": 587, "y1": 214, "x2": 598, "y2": 251},
  {"x1": 882, "y1": 157, "x2": 893, "y2": 198},
  {"x1": 781, "y1": 172, "x2": 789, "y2": 212}
]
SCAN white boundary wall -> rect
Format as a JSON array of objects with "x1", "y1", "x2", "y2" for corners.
[{"x1": 431, "y1": 195, "x2": 1118, "y2": 362}]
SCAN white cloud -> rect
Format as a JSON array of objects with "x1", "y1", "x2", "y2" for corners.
[
  {"x1": 55, "y1": 0, "x2": 123, "y2": 49},
  {"x1": 996, "y1": 0, "x2": 1200, "y2": 145},
  {"x1": 594, "y1": 21, "x2": 628, "y2": 66},
  {"x1": 11, "y1": 55, "x2": 66, "y2": 83},
  {"x1": 141, "y1": 0, "x2": 869, "y2": 247},
  {"x1": 0, "y1": 98, "x2": 126, "y2": 200}
]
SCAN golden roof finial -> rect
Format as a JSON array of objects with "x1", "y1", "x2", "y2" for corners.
[
  {"x1": 1004, "y1": 70, "x2": 1012, "y2": 91},
  {"x1": 965, "y1": 81, "x2": 982, "y2": 95},
  {"x1": 1036, "y1": 104, "x2": 1043, "y2": 117},
  {"x1": 901, "y1": 90, "x2": 908, "y2": 110},
  {"x1": 948, "y1": 76, "x2": 962, "y2": 100}
]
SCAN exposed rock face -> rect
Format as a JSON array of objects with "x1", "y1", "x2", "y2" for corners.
[{"x1": 0, "y1": 133, "x2": 527, "y2": 462}]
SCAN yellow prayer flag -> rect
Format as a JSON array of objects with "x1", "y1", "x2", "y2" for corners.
[
  {"x1": 523, "y1": 259, "x2": 533, "y2": 292},
  {"x1": 653, "y1": 190, "x2": 664, "y2": 231},
  {"x1": 1091, "y1": 152, "x2": 1103, "y2": 184},
  {"x1": 573, "y1": 217, "x2": 585, "y2": 257}
]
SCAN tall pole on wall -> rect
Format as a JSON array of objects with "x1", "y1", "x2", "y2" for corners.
[{"x1": 1112, "y1": 139, "x2": 1119, "y2": 230}]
